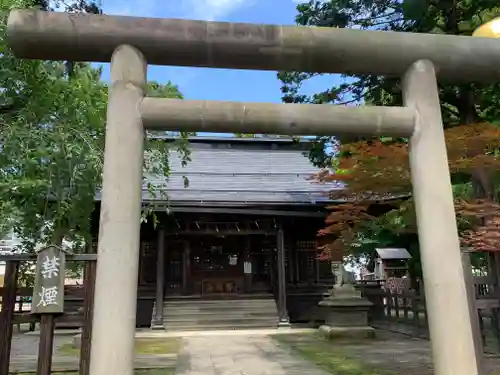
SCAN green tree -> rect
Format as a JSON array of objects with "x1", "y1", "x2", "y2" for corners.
[
  {"x1": 0, "y1": 0, "x2": 190, "y2": 252},
  {"x1": 284, "y1": 1, "x2": 500, "y2": 273},
  {"x1": 280, "y1": 0, "x2": 500, "y2": 167}
]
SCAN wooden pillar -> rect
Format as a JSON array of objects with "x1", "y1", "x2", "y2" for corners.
[
  {"x1": 294, "y1": 242, "x2": 300, "y2": 284},
  {"x1": 79, "y1": 259, "x2": 97, "y2": 375},
  {"x1": 288, "y1": 239, "x2": 294, "y2": 284},
  {"x1": 37, "y1": 315, "x2": 55, "y2": 375},
  {"x1": 277, "y1": 228, "x2": 290, "y2": 326},
  {"x1": 315, "y1": 258, "x2": 320, "y2": 284},
  {"x1": 488, "y1": 252, "x2": 500, "y2": 295},
  {"x1": 461, "y1": 252, "x2": 484, "y2": 373},
  {"x1": 0, "y1": 261, "x2": 19, "y2": 375},
  {"x1": 244, "y1": 237, "x2": 252, "y2": 293},
  {"x1": 152, "y1": 228, "x2": 165, "y2": 329},
  {"x1": 182, "y1": 241, "x2": 190, "y2": 295}
]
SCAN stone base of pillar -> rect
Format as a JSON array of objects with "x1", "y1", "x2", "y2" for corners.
[
  {"x1": 318, "y1": 285, "x2": 374, "y2": 339},
  {"x1": 150, "y1": 322, "x2": 165, "y2": 331},
  {"x1": 277, "y1": 316, "x2": 291, "y2": 328}
]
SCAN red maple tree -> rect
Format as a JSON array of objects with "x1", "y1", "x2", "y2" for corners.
[
  {"x1": 456, "y1": 200, "x2": 500, "y2": 252},
  {"x1": 317, "y1": 202, "x2": 374, "y2": 261},
  {"x1": 315, "y1": 123, "x2": 500, "y2": 258},
  {"x1": 315, "y1": 123, "x2": 500, "y2": 199}
]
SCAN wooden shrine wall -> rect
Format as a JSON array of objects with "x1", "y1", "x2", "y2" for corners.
[{"x1": 136, "y1": 226, "x2": 332, "y2": 293}]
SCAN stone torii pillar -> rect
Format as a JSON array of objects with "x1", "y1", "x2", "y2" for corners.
[
  {"x1": 402, "y1": 60, "x2": 483, "y2": 375},
  {"x1": 88, "y1": 45, "x2": 147, "y2": 375}
]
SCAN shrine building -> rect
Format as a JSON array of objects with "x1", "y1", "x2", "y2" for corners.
[{"x1": 89, "y1": 136, "x2": 391, "y2": 330}]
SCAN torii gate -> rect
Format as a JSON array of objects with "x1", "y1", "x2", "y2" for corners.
[{"x1": 7, "y1": 9, "x2": 500, "y2": 375}]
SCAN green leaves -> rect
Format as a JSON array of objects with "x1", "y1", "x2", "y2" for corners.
[
  {"x1": 0, "y1": 0, "x2": 190, "y2": 253},
  {"x1": 280, "y1": 0, "x2": 500, "y2": 169}
]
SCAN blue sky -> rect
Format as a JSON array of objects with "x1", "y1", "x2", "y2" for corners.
[{"x1": 98, "y1": 0, "x2": 342, "y2": 103}]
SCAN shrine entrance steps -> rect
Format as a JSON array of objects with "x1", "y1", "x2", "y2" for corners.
[{"x1": 153, "y1": 295, "x2": 279, "y2": 331}]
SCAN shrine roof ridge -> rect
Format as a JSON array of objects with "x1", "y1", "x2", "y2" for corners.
[{"x1": 148, "y1": 135, "x2": 311, "y2": 144}]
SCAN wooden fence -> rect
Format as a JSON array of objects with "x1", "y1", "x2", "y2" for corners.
[
  {"x1": 0, "y1": 254, "x2": 97, "y2": 375},
  {"x1": 360, "y1": 277, "x2": 500, "y2": 354}
]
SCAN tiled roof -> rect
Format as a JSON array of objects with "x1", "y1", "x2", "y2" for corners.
[
  {"x1": 142, "y1": 137, "x2": 340, "y2": 204},
  {"x1": 375, "y1": 248, "x2": 412, "y2": 260}
]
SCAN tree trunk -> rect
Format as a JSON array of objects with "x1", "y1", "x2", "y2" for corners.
[
  {"x1": 51, "y1": 229, "x2": 65, "y2": 247},
  {"x1": 458, "y1": 86, "x2": 494, "y2": 201},
  {"x1": 471, "y1": 168, "x2": 496, "y2": 201},
  {"x1": 458, "y1": 86, "x2": 479, "y2": 125}
]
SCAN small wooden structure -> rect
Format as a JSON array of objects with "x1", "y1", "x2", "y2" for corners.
[{"x1": 372, "y1": 248, "x2": 412, "y2": 280}]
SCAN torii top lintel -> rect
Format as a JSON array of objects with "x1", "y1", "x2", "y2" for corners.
[{"x1": 7, "y1": 9, "x2": 500, "y2": 83}]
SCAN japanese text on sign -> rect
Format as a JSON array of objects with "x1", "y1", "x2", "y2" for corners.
[{"x1": 31, "y1": 246, "x2": 66, "y2": 314}]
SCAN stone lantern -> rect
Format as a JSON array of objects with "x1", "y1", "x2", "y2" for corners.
[{"x1": 318, "y1": 261, "x2": 374, "y2": 339}]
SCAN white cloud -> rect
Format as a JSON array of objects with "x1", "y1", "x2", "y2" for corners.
[
  {"x1": 98, "y1": 0, "x2": 251, "y2": 94},
  {"x1": 102, "y1": 0, "x2": 157, "y2": 17},
  {"x1": 181, "y1": 0, "x2": 249, "y2": 21},
  {"x1": 102, "y1": 0, "x2": 251, "y2": 21},
  {"x1": 102, "y1": 0, "x2": 251, "y2": 20}
]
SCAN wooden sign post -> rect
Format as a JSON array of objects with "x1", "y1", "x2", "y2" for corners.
[{"x1": 31, "y1": 245, "x2": 66, "y2": 375}]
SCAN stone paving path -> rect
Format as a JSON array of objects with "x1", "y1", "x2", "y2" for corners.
[
  {"x1": 174, "y1": 334, "x2": 330, "y2": 375},
  {"x1": 12, "y1": 328, "x2": 500, "y2": 375},
  {"x1": 10, "y1": 354, "x2": 177, "y2": 373},
  {"x1": 9, "y1": 332, "x2": 176, "y2": 373},
  {"x1": 10, "y1": 332, "x2": 71, "y2": 357}
]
